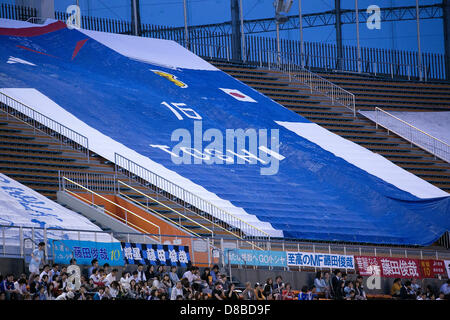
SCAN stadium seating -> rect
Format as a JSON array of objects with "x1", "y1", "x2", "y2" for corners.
[
  {"x1": 210, "y1": 60, "x2": 450, "y2": 193},
  {"x1": 0, "y1": 19, "x2": 448, "y2": 246}
]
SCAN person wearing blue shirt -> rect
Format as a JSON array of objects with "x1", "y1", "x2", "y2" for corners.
[
  {"x1": 29, "y1": 242, "x2": 45, "y2": 279},
  {"x1": 298, "y1": 286, "x2": 312, "y2": 300},
  {"x1": 210, "y1": 265, "x2": 220, "y2": 283}
]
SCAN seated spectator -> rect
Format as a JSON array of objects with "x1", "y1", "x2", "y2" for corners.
[
  {"x1": 410, "y1": 278, "x2": 421, "y2": 294},
  {"x1": 171, "y1": 281, "x2": 184, "y2": 300},
  {"x1": 93, "y1": 287, "x2": 108, "y2": 300},
  {"x1": 102, "y1": 263, "x2": 110, "y2": 275},
  {"x1": 281, "y1": 283, "x2": 295, "y2": 300},
  {"x1": 120, "y1": 272, "x2": 131, "y2": 290},
  {"x1": 242, "y1": 281, "x2": 256, "y2": 300},
  {"x1": 46, "y1": 283, "x2": 56, "y2": 300},
  {"x1": 273, "y1": 276, "x2": 284, "y2": 300},
  {"x1": 298, "y1": 285, "x2": 312, "y2": 300},
  {"x1": 14, "y1": 278, "x2": 28, "y2": 298},
  {"x1": 354, "y1": 280, "x2": 366, "y2": 300},
  {"x1": 390, "y1": 278, "x2": 402, "y2": 298},
  {"x1": 109, "y1": 281, "x2": 120, "y2": 299},
  {"x1": 345, "y1": 290, "x2": 355, "y2": 300},
  {"x1": 48, "y1": 264, "x2": 59, "y2": 282},
  {"x1": 136, "y1": 264, "x2": 146, "y2": 282},
  {"x1": 225, "y1": 283, "x2": 240, "y2": 300},
  {"x1": 161, "y1": 274, "x2": 173, "y2": 295},
  {"x1": 146, "y1": 265, "x2": 156, "y2": 280},
  {"x1": 55, "y1": 290, "x2": 75, "y2": 300},
  {"x1": 210, "y1": 265, "x2": 220, "y2": 283},
  {"x1": 88, "y1": 259, "x2": 98, "y2": 277},
  {"x1": 105, "y1": 268, "x2": 118, "y2": 287},
  {"x1": 201, "y1": 268, "x2": 212, "y2": 287},
  {"x1": 400, "y1": 280, "x2": 416, "y2": 300},
  {"x1": 211, "y1": 282, "x2": 225, "y2": 300},
  {"x1": 440, "y1": 279, "x2": 450, "y2": 299},
  {"x1": 436, "y1": 292, "x2": 446, "y2": 300},
  {"x1": 344, "y1": 280, "x2": 354, "y2": 297},
  {"x1": 182, "y1": 266, "x2": 195, "y2": 285},
  {"x1": 254, "y1": 283, "x2": 266, "y2": 300},
  {"x1": 155, "y1": 265, "x2": 166, "y2": 279},
  {"x1": 263, "y1": 278, "x2": 273, "y2": 298},
  {"x1": 39, "y1": 265, "x2": 51, "y2": 283},
  {"x1": 169, "y1": 266, "x2": 180, "y2": 284},
  {"x1": 29, "y1": 274, "x2": 40, "y2": 295},
  {"x1": 0, "y1": 274, "x2": 17, "y2": 300},
  {"x1": 127, "y1": 279, "x2": 138, "y2": 299}
]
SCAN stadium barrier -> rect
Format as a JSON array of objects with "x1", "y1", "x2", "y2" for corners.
[
  {"x1": 0, "y1": 91, "x2": 90, "y2": 162},
  {"x1": 368, "y1": 107, "x2": 450, "y2": 163},
  {"x1": 2, "y1": 224, "x2": 449, "y2": 271}
]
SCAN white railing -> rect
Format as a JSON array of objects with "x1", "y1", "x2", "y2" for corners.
[
  {"x1": 60, "y1": 176, "x2": 162, "y2": 243},
  {"x1": 114, "y1": 153, "x2": 271, "y2": 240},
  {"x1": 370, "y1": 107, "x2": 450, "y2": 163},
  {"x1": 261, "y1": 50, "x2": 356, "y2": 117},
  {"x1": 0, "y1": 91, "x2": 90, "y2": 161}
]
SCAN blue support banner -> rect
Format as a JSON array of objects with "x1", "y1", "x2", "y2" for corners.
[
  {"x1": 121, "y1": 242, "x2": 191, "y2": 267},
  {"x1": 224, "y1": 249, "x2": 287, "y2": 267},
  {"x1": 286, "y1": 251, "x2": 355, "y2": 269},
  {"x1": 51, "y1": 239, "x2": 124, "y2": 266}
]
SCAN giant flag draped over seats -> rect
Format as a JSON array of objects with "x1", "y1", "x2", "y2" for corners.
[{"x1": 0, "y1": 19, "x2": 448, "y2": 246}]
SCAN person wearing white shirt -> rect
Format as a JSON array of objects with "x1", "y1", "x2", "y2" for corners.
[
  {"x1": 182, "y1": 267, "x2": 195, "y2": 284},
  {"x1": 137, "y1": 264, "x2": 147, "y2": 282},
  {"x1": 105, "y1": 269, "x2": 118, "y2": 287},
  {"x1": 39, "y1": 265, "x2": 51, "y2": 283},
  {"x1": 120, "y1": 272, "x2": 131, "y2": 290},
  {"x1": 171, "y1": 281, "x2": 184, "y2": 300}
]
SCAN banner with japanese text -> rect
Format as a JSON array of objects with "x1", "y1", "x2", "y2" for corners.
[
  {"x1": 121, "y1": 242, "x2": 191, "y2": 267},
  {"x1": 354, "y1": 256, "x2": 422, "y2": 278},
  {"x1": 286, "y1": 251, "x2": 355, "y2": 269},
  {"x1": 419, "y1": 260, "x2": 446, "y2": 278},
  {"x1": 51, "y1": 239, "x2": 124, "y2": 266},
  {"x1": 224, "y1": 249, "x2": 287, "y2": 267}
]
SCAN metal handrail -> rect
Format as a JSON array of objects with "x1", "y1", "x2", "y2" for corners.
[
  {"x1": 371, "y1": 107, "x2": 450, "y2": 163},
  {"x1": 117, "y1": 181, "x2": 213, "y2": 238},
  {"x1": 119, "y1": 180, "x2": 259, "y2": 241},
  {"x1": 115, "y1": 153, "x2": 271, "y2": 240},
  {"x1": 58, "y1": 171, "x2": 262, "y2": 246},
  {"x1": 260, "y1": 49, "x2": 356, "y2": 117},
  {"x1": 0, "y1": 91, "x2": 90, "y2": 162},
  {"x1": 61, "y1": 176, "x2": 161, "y2": 242}
]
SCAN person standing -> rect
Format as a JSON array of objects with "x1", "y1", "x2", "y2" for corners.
[{"x1": 29, "y1": 242, "x2": 46, "y2": 284}]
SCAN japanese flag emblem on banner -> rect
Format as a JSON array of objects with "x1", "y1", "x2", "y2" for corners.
[{"x1": 219, "y1": 88, "x2": 257, "y2": 102}]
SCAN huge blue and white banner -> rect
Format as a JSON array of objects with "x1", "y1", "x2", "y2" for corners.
[
  {"x1": 286, "y1": 251, "x2": 355, "y2": 269},
  {"x1": 224, "y1": 249, "x2": 287, "y2": 267},
  {"x1": 0, "y1": 20, "x2": 448, "y2": 246},
  {"x1": 51, "y1": 239, "x2": 124, "y2": 266}
]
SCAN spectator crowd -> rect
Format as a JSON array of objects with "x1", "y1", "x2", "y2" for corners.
[{"x1": 0, "y1": 243, "x2": 448, "y2": 301}]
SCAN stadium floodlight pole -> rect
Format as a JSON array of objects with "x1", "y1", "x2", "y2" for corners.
[
  {"x1": 355, "y1": 0, "x2": 361, "y2": 73},
  {"x1": 276, "y1": 20, "x2": 281, "y2": 65},
  {"x1": 298, "y1": 0, "x2": 304, "y2": 67},
  {"x1": 240, "y1": 0, "x2": 246, "y2": 62},
  {"x1": 132, "y1": 0, "x2": 139, "y2": 36},
  {"x1": 183, "y1": 0, "x2": 189, "y2": 49},
  {"x1": 416, "y1": 0, "x2": 423, "y2": 81}
]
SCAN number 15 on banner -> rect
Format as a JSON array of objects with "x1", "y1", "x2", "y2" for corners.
[{"x1": 161, "y1": 101, "x2": 202, "y2": 121}]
